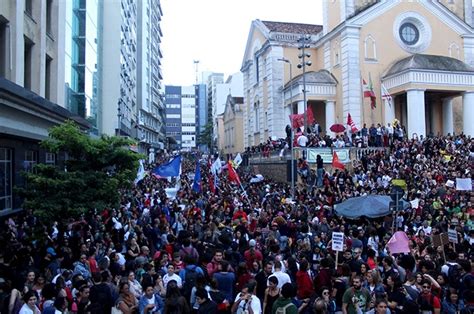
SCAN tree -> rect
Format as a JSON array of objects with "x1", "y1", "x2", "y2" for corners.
[
  {"x1": 197, "y1": 121, "x2": 213, "y2": 148},
  {"x1": 17, "y1": 121, "x2": 141, "y2": 223}
]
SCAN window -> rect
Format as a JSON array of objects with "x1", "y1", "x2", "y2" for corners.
[
  {"x1": 399, "y1": 23, "x2": 419, "y2": 45},
  {"x1": 25, "y1": 0, "x2": 33, "y2": 16},
  {"x1": 255, "y1": 55, "x2": 259, "y2": 83},
  {"x1": 449, "y1": 43, "x2": 460, "y2": 59},
  {"x1": 45, "y1": 55, "x2": 52, "y2": 100},
  {"x1": 364, "y1": 35, "x2": 377, "y2": 60},
  {"x1": 0, "y1": 19, "x2": 8, "y2": 77},
  {"x1": 0, "y1": 148, "x2": 12, "y2": 211},
  {"x1": 254, "y1": 101, "x2": 259, "y2": 132},
  {"x1": 46, "y1": 0, "x2": 52, "y2": 35},
  {"x1": 45, "y1": 152, "x2": 55, "y2": 165},
  {"x1": 24, "y1": 150, "x2": 37, "y2": 172},
  {"x1": 24, "y1": 37, "x2": 34, "y2": 90}
]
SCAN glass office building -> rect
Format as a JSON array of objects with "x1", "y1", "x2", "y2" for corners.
[{"x1": 64, "y1": 0, "x2": 100, "y2": 134}]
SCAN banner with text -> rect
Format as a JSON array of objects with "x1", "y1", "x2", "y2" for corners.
[{"x1": 307, "y1": 148, "x2": 350, "y2": 164}]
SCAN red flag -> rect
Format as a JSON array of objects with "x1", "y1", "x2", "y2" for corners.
[
  {"x1": 332, "y1": 151, "x2": 345, "y2": 170},
  {"x1": 227, "y1": 161, "x2": 241, "y2": 185},
  {"x1": 347, "y1": 113, "x2": 358, "y2": 133},
  {"x1": 289, "y1": 106, "x2": 315, "y2": 129},
  {"x1": 208, "y1": 174, "x2": 215, "y2": 194}
]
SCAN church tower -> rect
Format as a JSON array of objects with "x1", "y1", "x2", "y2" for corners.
[
  {"x1": 437, "y1": 0, "x2": 473, "y2": 27},
  {"x1": 323, "y1": 0, "x2": 378, "y2": 35}
]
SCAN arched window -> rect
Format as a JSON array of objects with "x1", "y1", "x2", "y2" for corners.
[
  {"x1": 448, "y1": 42, "x2": 460, "y2": 59},
  {"x1": 364, "y1": 35, "x2": 377, "y2": 60},
  {"x1": 254, "y1": 100, "x2": 260, "y2": 133}
]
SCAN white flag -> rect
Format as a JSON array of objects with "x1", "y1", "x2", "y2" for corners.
[
  {"x1": 211, "y1": 157, "x2": 222, "y2": 175},
  {"x1": 233, "y1": 153, "x2": 243, "y2": 168},
  {"x1": 134, "y1": 160, "x2": 146, "y2": 185},
  {"x1": 381, "y1": 83, "x2": 392, "y2": 107}
]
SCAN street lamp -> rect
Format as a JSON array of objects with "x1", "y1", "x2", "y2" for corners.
[
  {"x1": 297, "y1": 35, "x2": 312, "y2": 135},
  {"x1": 278, "y1": 57, "x2": 295, "y2": 198}
]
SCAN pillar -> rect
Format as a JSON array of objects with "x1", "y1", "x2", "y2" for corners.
[
  {"x1": 463, "y1": 92, "x2": 474, "y2": 136},
  {"x1": 383, "y1": 98, "x2": 395, "y2": 126},
  {"x1": 297, "y1": 100, "x2": 305, "y2": 114},
  {"x1": 406, "y1": 89, "x2": 426, "y2": 138},
  {"x1": 442, "y1": 98, "x2": 453, "y2": 135},
  {"x1": 325, "y1": 100, "x2": 336, "y2": 134}
]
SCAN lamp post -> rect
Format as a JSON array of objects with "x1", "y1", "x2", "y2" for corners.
[
  {"x1": 278, "y1": 57, "x2": 295, "y2": 198},
  {"x1": 297, "y1": 35, "x2": 312, "y2": 135}
]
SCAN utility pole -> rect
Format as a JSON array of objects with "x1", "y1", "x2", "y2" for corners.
[{"x1": 193, "y1": 60, "x2": 200, "y2": 85}]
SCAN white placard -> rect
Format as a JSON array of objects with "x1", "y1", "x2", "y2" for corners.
[
  {"x1": 448, "y1": 229, "x2": 458, "y2": 244},
  {"x1": 456, "y1": 178, "x2": 472, "y2": 191},
  {"x1": 332, "y1": 232, "x2": 345, "y2": 252}
]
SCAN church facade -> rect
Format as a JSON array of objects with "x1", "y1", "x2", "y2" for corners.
[{"x1": 240, "y1": 0, "x2": 474, "y2": 148}]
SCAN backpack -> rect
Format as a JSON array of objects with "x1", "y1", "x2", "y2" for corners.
[
  {"x1": 275, "y1": 302, "x2": 296, "y2": 314},
  {"x1": 183, "y1": 267, "x2": 200, "y2": 299},
  {"x1": 447, "y1": 263, "x2": 461, "y2": 289}
]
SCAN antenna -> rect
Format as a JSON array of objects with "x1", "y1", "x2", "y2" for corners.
[{"x1": 193, "y1": 60, "x2": 200, "y2": 85}]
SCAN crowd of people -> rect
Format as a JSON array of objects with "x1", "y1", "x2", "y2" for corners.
[
  {"x1": 0, "y1": 130, "x2": 473, "y2": 314},
  {"x1": 245, "y1": 121, "x2": 410, "y2": 159}
]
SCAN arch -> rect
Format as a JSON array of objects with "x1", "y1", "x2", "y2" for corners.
[
  {"x1": 448, "y1": 42, "x2": 460, "y2": 59},
  {"x1": 364, "y1": 35, "x2": 377, "y2": 60}
]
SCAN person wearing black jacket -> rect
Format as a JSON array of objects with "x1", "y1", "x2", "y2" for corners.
[
  {"x1": 196, "y1": 287, "x2": 217, "y2": 314},
  {"x1": 88, "y1": 271, "x2": 113, "y2": 314}
]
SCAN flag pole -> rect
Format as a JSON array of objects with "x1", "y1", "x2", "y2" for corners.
[
  {"x1": 360, "y1": 72, "x2": 365, "y2": 128},
  {"x1": 369, "y1": 72, "x2": 375, "y2": 125}
]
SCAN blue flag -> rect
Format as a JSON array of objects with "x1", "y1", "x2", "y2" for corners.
[
  {"x1": 192, "y1": 161, "x2": 201, "y2": 193},
  {"x1": 153, "y1": 155, "x2": 181, "y2": 177}
]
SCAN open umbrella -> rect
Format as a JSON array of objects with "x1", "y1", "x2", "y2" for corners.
[
  {"x1": 334, "y1": 195, "x2": 410, "y2": 219},
  {"x1": 330, "y1": 123, "x2": 346, "y2": 133}
]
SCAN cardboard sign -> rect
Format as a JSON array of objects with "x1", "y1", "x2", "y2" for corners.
[
  {"x1": 432, "y1": 233, "x2": 449, "y2": 248},
  {"x1": 448, "y1": 229, "x2": 458, "y2": 244},
  {"x1": 332, "y1": 232, "x2": 345, "y2": 252}
]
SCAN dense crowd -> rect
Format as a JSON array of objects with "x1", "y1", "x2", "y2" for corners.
[
  {"x1": 0, "y1": 130, "x2": 473, "y2": 314},
  {"x1": 245, "y1": 122, "x2": 409, "y2": 158}
]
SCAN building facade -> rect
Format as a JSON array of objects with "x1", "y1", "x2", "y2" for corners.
[
  {"x1": 64, "y1": 0, "x2": 100, "y2": 135},
  {"x1": 137, "y1": 0, "x2": 165, "y2": 152},
  {"x1": 0, "y1": 1, "x2": 88, "y2": 213},
  {"x1": 99, "y1": 0, "x2": 137, "y2": 138},
  {"x1": 241, "y1": 0, "x2": 474, "y2": 147},
  {"x1": 195, "y1": 83, "x2": 209, "y2": 152},
  {"x1": 220, "y1": 95, "x2": 244, "y2": 157}
]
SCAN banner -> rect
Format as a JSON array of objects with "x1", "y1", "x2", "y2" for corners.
[
  {"x1": 386, "y1": 231, "x2": 410, "y2": 254},
  {"x1": 456, "y1": 178, "x2": 472, "y2": 191},
  {"x1": 307, "y1": 148, "x2": 350, "y2": 164}
]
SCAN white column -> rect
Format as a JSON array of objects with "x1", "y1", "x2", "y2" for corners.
[
  {"x1": 406, "y1": 89, "x2": 426, "y2": 138},
  {"x1": 463, "y1": 92, "x2": 474, "y2": 136},
  {"x1": 383, "y1": 99, "x2": 395, "y2": 126},
  {"x1": 442, "y1": 98, "x2": 454, "y2": 135},
  {"x1": 297, "y1": 100, "x2": 305, "y2": 114},
  {"x1": 325, "y1": 100, "x2": 336, "y2": 134}
]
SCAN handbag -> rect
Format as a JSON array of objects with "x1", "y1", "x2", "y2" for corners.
[{"x1": 111, "y1": 305, "x2": 124, "y2": 314}]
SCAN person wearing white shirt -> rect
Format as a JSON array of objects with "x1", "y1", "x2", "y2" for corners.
[
  {"x1": 163, "y1": 264, "x2": 182, "y2": 288},
  {"x1": 268, "y1": 261, "x2": 291, "y2": 289},
  {"x1": 231, "y1": 281, "x2": 262, "y2": 314}
]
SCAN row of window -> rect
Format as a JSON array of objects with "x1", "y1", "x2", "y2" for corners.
[{"x1": 0, "y1": 148, "x2": 56, "y2": 212}]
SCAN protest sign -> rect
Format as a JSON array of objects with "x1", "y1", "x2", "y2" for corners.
[
  {"x1": 456, "y1": 178, "x2": 472, "y2": 191},
  {"x1": 331, "y1": 232, "x2": 344, "y2": 252},
  {"x1": 448, "y1": 229, "x2": 458, "y2": 244},
  {"x1": 386, "y1": 231, "x2": 410, "y2": 254}
]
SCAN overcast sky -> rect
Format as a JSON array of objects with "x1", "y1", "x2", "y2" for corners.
[{"x1": 161, "y1": 0, "x2": 323, "y2": 86}]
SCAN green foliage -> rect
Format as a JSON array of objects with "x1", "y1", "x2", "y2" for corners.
[
  {"x1": 17, "y1": 121, "x2": 141, "y2": 223},
  {"x1": 197, "y1": 122, "x2": 213, "y2": 148}
]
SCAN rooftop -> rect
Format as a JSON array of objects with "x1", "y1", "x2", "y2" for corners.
[
  {"x1": 385, "y1": 54, "x2": 474, "y2": 77},
  {"x1": 261, "y1": 20, "x2": 323, "y2": 35}
]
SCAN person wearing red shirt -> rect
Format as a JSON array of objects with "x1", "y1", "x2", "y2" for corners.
[
  {"x1": 244, "y1": 240, "x2": 263, "y2": 270},
  {"x1": 296, "y1": 259, "x2": 314, "y2": 299},
  {"x1": 418, "y1": 279, "x2": 441, "y2": 314},
  {"x1": 232, "y1": 207, "x2": 248, "y2": 222}
]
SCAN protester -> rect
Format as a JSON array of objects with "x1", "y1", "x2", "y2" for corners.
[{"x1": 0, "y1": 130, "x2": 472, "y2": 314}]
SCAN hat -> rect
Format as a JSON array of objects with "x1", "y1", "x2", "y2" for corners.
[
  {"x1": 47, "y1": 247, "x2": 56, "y2": 256},
  {"x1": 249, "y1": 239, "x2": 256, "y2": 247}
]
